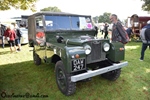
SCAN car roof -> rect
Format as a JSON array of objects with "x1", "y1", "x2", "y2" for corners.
[{"x1": 28, "y1": 11, "x2": 91, "y2": 18}]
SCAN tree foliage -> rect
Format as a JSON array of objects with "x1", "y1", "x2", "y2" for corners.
[
  {"x1": 0, "y1": 0, "x2": 37, "y2": 12},
  {"x1": 141, "y1": 0, "x2": 150, "y2": 11},
  {"x1": 98, "y1": 12, "x2": 111, "y2": 23},
  {"x1": 93, "y1": 16, "x2": 99, "y2": 24},
  {"x1": 40, "y1": 6, "x2": 61, "y2": 12}
]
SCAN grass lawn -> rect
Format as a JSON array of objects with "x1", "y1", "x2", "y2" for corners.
[{"x1": 0, "y1": 41, "x2": 150, "y2": 100}]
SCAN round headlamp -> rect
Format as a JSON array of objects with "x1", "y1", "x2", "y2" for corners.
[
  {"x1": 84, "y1": 45, "x2": 91, "y2": 55},
  {"x1": 103, "y1": 43, "x2": 110, "y2": 52}
]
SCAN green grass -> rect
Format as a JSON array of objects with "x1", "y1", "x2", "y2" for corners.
[{"x1": 0, "y1": 41, "x2": 150, "y2": 100}]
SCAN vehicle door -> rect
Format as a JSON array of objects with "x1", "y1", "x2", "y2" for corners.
[{"x1": 35, "y1": 16, "x2": 46, "y2": 58}]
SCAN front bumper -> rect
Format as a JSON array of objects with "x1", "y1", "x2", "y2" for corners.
[{"x1": 71, "y1": 61, "x2": 128, "y2": 82}]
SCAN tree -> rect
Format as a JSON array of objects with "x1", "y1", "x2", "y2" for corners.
[
  {"x1": 141, "y1": 0, "x2": 150, "y2": 11},
  {"x1": 93, "y1": 16, "x2": 99, "y2": 24},
  {"x1": 98, "y1": 12, "x2": 111, "y2": 23},
  {"x1": 40, "y1": 6, "x2": 61, "y2": 12},
  {"x1": 0, "y1": 0, "x2": 37, "y2": 12}
]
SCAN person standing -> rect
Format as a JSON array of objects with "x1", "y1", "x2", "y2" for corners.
[
  {"x1": 100, "y1": 25, "x2": 104, "y2": 35},
  {"x1": 11, "y1": 23, "x2": 22, "y2": 51},
  {"x1": 126, "y1": 27, "x2": 133, "y2": 40},
  {"x1": 0, "y1": 23, "x2": 6, "y2": 48},
  {"x1": 94, "y1": 26, "x2": 98, "y2": 37},
  {"x1": 0, "y1": 23, "x2": 3, "y2": 48},
  {"x1": 139, "y1": 20, "x2": 150, "y2": 61},
  {"x1": 4, "y1": 25, "x2": 17, "y2": 53},
  {"x1": 109, "y1": 14, "x2": 129, "y2": 44},
  {"x1": 104, "y1": 23, "x2": 109, "y2": 39}
]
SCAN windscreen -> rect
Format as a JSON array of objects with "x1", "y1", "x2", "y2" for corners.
[{"x1": 44, "y1": 15, "x2": 93, "y2": 30}]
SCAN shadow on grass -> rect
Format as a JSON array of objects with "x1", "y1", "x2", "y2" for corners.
[
  {"x1": 0, "y1": 44, "x2": 12, "y2": 55},
  {"x1": 0, "y1": 51, "x2": 10, "y2": 55},
  {"x1": 0, "y1": 58, "x2": 149, "y2": 100},
  {"x1": 0, "y1": 60, "x2": 130, "y2": 99},
  {"x1": 0, "y1": 60, "x2": 56, "y2": 99}
]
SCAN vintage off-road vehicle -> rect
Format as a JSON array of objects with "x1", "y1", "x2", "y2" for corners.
[{"x1": 28, "y1": 11, "x2": 128, "y2": 96}]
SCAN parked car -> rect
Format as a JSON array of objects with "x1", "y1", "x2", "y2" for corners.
[
  {"x1": 28, "y1": 11, "x2": 128, "y2": 96},
  {"x1": 20, "y1": 27, "x2": 28, "y2": 44}
]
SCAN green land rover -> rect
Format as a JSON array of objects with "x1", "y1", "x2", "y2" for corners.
[{"x1": 28, "y1": 11, "x2": 128, "y2": 96}]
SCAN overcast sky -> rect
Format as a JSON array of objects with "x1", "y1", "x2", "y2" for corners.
[{"x1": 0, "y1": 0, "x2": 149, "y2": 20}]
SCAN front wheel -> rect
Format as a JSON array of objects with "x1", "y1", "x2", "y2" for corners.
[
  {"x1": 101, "y1": 68, "x2": 121, "y2": 81},
  {"x1": 55, "y1": 61, "x2": 76, "y2": 96}
]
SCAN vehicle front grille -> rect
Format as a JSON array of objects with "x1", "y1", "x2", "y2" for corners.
[{"x1": 86, "y1": 40, "x2": 105, "y2": 64}]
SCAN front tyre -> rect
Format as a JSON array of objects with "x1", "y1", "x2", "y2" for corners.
[
  {"x1": 101, "y1": 68, "x2": 121, "y2": 81},
  {"x1": 55, "y1": 61, "x2": 76, "y2": 96}
]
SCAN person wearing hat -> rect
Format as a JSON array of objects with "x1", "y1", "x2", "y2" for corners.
[{"x1": 139, "y1": 20, "x2": 150, "y2": 61}]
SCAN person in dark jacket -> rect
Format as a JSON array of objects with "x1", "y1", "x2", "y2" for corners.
[
  {"x1": 109, "y1": 14, "x2": 128, "y2": 44},
  {"x1": 100, "y1": 25, "x2": 104, "y2": 35},
  {"x1": 126, "y1": 27, "x2": 133, "y2": 40},
  {"x1": 104, "y1": 23, "x2": 109, "y2": 39},
  {"x1": 0, "y1": 24, "x2": 6, "y2": 48},
  {"x1": 4, "y1": 25, "x2": 17, "y2": 53},
  {"x1": 139, "y1": 20, "x2": 150, "y2": 61},
  {"x1": 94, "y1": 26, "x2": 98, "y2": 37}
]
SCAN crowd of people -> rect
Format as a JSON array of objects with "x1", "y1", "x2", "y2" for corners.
[
  {"x1": 96, "y1": 14, "x2": 150, "y2": 61},
  {"x1": 0, "y1": 23, "x2": 22, "y2": 53}
]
